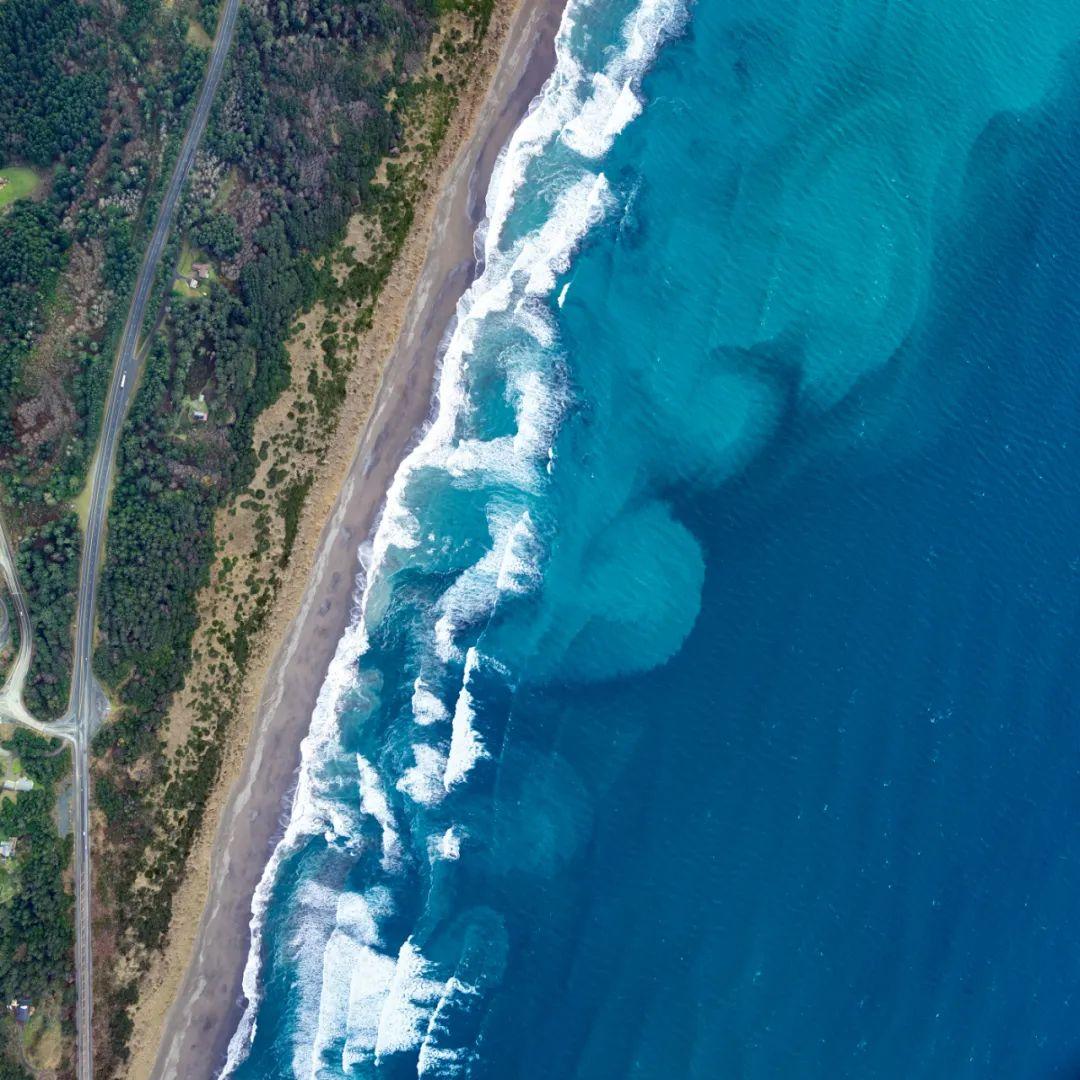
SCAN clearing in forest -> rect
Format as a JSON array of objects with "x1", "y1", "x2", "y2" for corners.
[{"x1": 0, "y1": 167, "x2": 39, "y2": 210}]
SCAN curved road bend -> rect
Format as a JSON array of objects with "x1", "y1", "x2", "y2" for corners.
[
  {"x1": 69, "y1": 1, "x2": 240, "y2": 1075},
  {"x1": 0, "y1": 517, "x2": 74, "y2": 739},
  {"x1": 0, "y1": 519, "x2": 36, "y2": 727}
]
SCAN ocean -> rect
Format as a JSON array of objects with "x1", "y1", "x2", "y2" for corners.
[{"x1": 225, "y1": 0, "x2": 1080, "y2": 1076}]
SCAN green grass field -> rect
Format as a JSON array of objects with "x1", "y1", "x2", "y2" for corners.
[
  {"x1": 212, "y1": 166, "x2": 238, "y2": 209},
  {"x1": 173, "y1": 242, "x2": 216, "y2": 300},
  {"x1": 0, "y1": 167, "x2": 40, "y2": 210},
  {"x1": 23, "y1": 1002, "x2": 63, "y2": 1073},
  {"x1": 186, "y1": 19, "x2": 212, "y2": 48}
]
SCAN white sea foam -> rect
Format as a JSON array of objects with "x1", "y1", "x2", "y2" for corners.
[
  {"x1": 524, "y1": 173, "x2": 611, "y2": 294},
  {"x1": 307, "y1": 888, "x2": 447, "y2": 1075},
  {"x1": 495, "y1": 510, "x2": 540, "y2": 595},
  {"x1": 373, "y1": 939, "x2": 446, "y2": 1059},
  {"x1": 484, "y1": 0, "x2": 682, "y2": 247},
  {"x1": 306, "y1": 928, "x2": 362, "y2": 1076},
  {"x1": 514, "y1": 298, "x2": 557, "y2": 348},
  {"x1": 337, "y1": 885, "x2": 392, "y2": 946},
  {"x1": 357, "y1": 754, "x2": 403, "y2": 870},
  {"x1": 412, "y1": 677, "x2": 450, "y2": 725},
  {"x1": 417, "y1": 977, "x2": 481, "y2": 1077},
  {"x1": 224, "y1": 0, "x2": 681, "y2": 1069},
  {"x1": 433, "y1": 508, "x2": 540, "y2": 663},
  {"x1": 288, "y1": 882, "x2": 394, "y2": 1077},
  {"x1": 363, "y1": 165, "x2": 609, "y2": 614},
  {"x1": 308, "y1": 912, "x2": 395, "y2": 1076},
  {"x1": 481, "y1": 19, "x2": 585, "y2": 251},
  {"x1": 436, "y1": 174, "x2": 607, "y2": 497},
  {"x1": 444, "y1": 649, "x2": 487, "y2": 790},
  {"x1": 396, "y1": 743, "x2": 449, "y2": 806},
  {"x1": 222, "y1": 597, "x2": 372, "y2": 1076},
  {"x1": 337, "y1": 947, "x2": 397, "y2": 1072},
  {"x1": 563, "y1": 0, "x2": 686, "y2": 158},
  {"x1": 302, "y1": 885, "x2": 399, "y2": 1071},
  {"x1": 432, "y1": 826, "x2": 463, "y2": 862}
]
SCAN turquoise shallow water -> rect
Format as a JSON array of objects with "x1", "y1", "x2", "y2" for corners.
[{"x1": 226, "y1": 1, "x2": 1080, "y2": 1076}]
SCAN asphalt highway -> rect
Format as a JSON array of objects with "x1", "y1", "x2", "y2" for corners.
[{"x1": 64, "y1": 2, "x2": 240, "y2": 1074}]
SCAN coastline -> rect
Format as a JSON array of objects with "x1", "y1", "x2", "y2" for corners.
[{"x1": 124, "y1": 2, "x2": 566, "y2": 1077}]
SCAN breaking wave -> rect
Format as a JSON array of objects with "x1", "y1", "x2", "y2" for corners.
[{"x1": 221, "y1": 0, "x2": 684, "y2": 1073}]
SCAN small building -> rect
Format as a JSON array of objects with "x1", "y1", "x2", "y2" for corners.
[
  {"x1": 188, "y1": 277, "x2": 199, "y2": 289},
  {"x1": 2, "y1": 777, "x2": 32, "y2": 793},
  {"x1": 0, "y1": 840, "x2": 16, "y2": 859},
  {"x1": 192, "y1": 262, "x2": 211, "y2": 280},
  {"x1": 192, "y1": 408, "x2": 208, "y2": 422},
  {"x1": 8, "y1": 999, "x2": 33, "y2": 1024}
]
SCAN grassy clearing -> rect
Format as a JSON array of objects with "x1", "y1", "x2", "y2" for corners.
[
  {"x1": 186, "y1": 19, "x2": 212, "y2": 48},
  {"x1": 0, "y1": 743, "x2": 27, "y2": 806},
  {"x1": 212, "y1": 166, "x2": 238, "y2": 210},
  {"x1": 172, "y1": 242, "x2": 216, "y2": 300},
  {"x1": 72, "y1": 477, "x2": 92, "y2": 532},
  {"x1": 23, "y1": 1001, "x2": 63, "y2": 1072},
  {"x1": 0, "y1": 167, "x2": 40, "y2": 210},
  {"x1": 0, "y1": 739, "x2": 26, "y2": 894},
  {"x1": 0, "y1": 866, "x2": 15, "y2": 907}
]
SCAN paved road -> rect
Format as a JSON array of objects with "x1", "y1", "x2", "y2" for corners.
[{"x1": 61, "y1": 3, "x2": 241, "y2": 1076}]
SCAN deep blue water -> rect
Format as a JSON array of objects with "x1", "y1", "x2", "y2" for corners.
[{"x1": 226, "y1": 1, "x2": 1080, "y2": 1076}]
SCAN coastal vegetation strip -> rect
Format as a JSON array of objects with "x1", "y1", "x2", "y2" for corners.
[{"x1": 87, "y1": 0, "x2": 508, "y2": 1072}]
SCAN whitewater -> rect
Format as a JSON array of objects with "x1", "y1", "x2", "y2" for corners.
[{"x1": 222, "y1": 0, "x2": 684, "y2": 1074}]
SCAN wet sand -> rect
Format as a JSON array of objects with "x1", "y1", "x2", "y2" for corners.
[{"x1": 137, "y1": 2, "x2": 564, "y2": 1077}]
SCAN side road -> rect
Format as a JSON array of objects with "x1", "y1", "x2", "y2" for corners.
[{"x1": 0, "y1": 518, "x2": 70, "y2": 737}]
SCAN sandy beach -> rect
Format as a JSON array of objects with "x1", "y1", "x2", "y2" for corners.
[{"x1": 122, "y1": 2, "x2": 565, "y2": 1077}]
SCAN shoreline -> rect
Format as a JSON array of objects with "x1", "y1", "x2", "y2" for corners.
[{"x1": 128, "y1": 2, "x2": 565, "y2": 1077}]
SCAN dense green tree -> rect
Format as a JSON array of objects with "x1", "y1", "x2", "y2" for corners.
[
  {"x1": 0, "y1": 204, "x2": 69, "y2": 444},
  {"x1": 0, "y1": 733, "x2": 72, "y2": 1005},
  {"x1": 0, "y1": 0, "x2": 107, "y2": 167},
  {"x1": 0, "y1": 1058, "x2": 33, "y2": 1080},
  {"x1": 191, "y1": 212, "x2": 241, "y2": 260},
  {"x1": 17, "y1": 515, "x2": 79, "y2": 720}
]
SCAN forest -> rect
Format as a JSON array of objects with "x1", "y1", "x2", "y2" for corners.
[
  {"x1": 17, "y1": 516, "x2": 79, "y2": 720},
  {"x1": 0, "y1": 731, "x2": 73, "y2": 1009},
  {"x1": 0, "y1": 0, "x2": 106, "y2": 451},
  {"x1": 95, "y1": 0, "x2": 443, "y2": 757},
  {"x1": 95, "y1": 0, "x2": 469, "y2": 706},
  {"x1": 0, "y1": 0, "x2": 107, "y2": 170}
]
